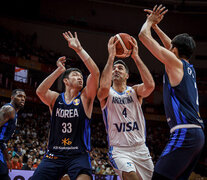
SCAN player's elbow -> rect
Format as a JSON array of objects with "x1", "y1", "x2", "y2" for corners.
[
  {"x1": 147, "y1": 81, "x2": 155, "y2": 94},
  {"x1": 97, "y1": 87, "x2": 109, "y2": 101},
  {"x1": 36, "y1": 88, "x2": 42, "y2": 97},
  {"x1": 138, "y1": 31, "x2": 147, "y2": 43},
  {"x1": 91, "y1": 68, "x2": 100, "y2": 81},
  {"x1": 95, "y1": 69, "x2": 100, "y2": 79}
]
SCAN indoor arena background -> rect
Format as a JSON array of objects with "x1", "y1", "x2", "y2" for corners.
[{"x1": 0, "y1": 0, "x2": 206, "y2": 179}]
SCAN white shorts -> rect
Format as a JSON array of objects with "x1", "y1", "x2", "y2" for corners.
[{"x1": 108, "y1": 143, "x2": 154, "y2": 180}]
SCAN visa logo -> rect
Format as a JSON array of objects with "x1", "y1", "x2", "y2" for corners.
[{"x1": 114, "y1": 122, "x2": 139, "y2": 132}]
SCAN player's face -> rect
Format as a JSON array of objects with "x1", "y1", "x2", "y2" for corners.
[
  {"x1": 67, "y1": 71, "x2": 83, "y2": 89},
  {"x1": 12, "y1": 91, "x2": 26, "y2": 109},
  {"x1": 112, "y1": 64, "x2": 128, "y2": 82}
]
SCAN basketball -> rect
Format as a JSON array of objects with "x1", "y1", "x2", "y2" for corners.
[{"x1": 115, "y1": 33, "x2": 133, "y2": 58}]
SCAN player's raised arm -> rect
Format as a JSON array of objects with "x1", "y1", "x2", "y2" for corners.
[
  {"x1": 139, "y1": 5, "x2": 182, "y2": 70},
  {"x1": 130, "y1": 37, "x2": 155, "y2": 100},
  {"x1": 97, "y1": 36, "x2": 119, "y2": 108},
  {"x1": 63, "y1": 31, "x2": 100, "y2": 100},
  {"x1": 0, "y1": 105, "x2": 15, "y2": 127},
  {"x1": 36, "y1": 57, "x2": 66, "y2": 110},
  {"x1": 144, "y1": 6, "x2": 171, "y2": 50}
]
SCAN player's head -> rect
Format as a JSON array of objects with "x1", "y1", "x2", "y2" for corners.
[
  {"x1": 11, "y1": 89, "x2": 26, "y2": 109},
  {"x1": 62, "y1": 68, "x2": 83, "y2": 90},
  {"x1": 171, "y1": 33, "x2": 196, "y2": 60},
  {"x1": 112, "y1": 60, "x2": 129, "y2": 82}
]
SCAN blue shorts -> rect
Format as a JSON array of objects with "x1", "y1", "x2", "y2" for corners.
[
  {"x1": 0, "y1": 149, "x2": 8, "y2": 175},
  {"x1": 154, "y1": 128, "x2": 205, "y2": 180},
  {"x1": 31, "y1": 152, "x2": 92, "y2": 180}
]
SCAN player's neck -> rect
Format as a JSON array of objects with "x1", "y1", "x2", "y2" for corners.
[
  {"x1": 64, "y1": 89, "x2": 79, "y2": 103},
  {"x1": 10, "y1": 101, "x2": 19, "y2": 112},
  {"x1": 181, "y1": 58, "x2": 190, "y2": 64},
  {"x1": 112, "y1": 83, "x2": 127, "y2": 93}
]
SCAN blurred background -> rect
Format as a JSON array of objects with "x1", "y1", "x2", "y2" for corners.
[{"x1": 0, "y1": 0, "x2": 206, "y2": 179}]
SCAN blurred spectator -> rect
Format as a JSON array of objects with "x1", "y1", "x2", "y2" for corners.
[
  {"x1": 21, "y1": 158, "x2": 33, "y2": 170},
  {"x1": 11, "y1": 155, "x2": 22, "y2": 170}
]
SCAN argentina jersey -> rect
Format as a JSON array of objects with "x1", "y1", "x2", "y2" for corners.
[
  {"x1": 102, "y1": 86, "x2": 146, "y2": 147},
  {"x1": 47, "y1": 92, "x2": 91, "y2": 157},
  {"x1": 0, "y1": 103, "x2": 17, "y2": 144},
  {"x1": 163, "y1": 59, "x2": 204, "y2": 130}
]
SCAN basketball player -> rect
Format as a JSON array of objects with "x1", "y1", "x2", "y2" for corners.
[
  {"x1": 97, "y1": 36, "x2": 155, "y2": 180},
  {"x1": 0, "y1": 89, "x2": 26, "y2": 180},
  {"x1": 32, "y1": 31, "x2": 99, "y2": 180},
  {"x1": 139, "y1": 5, "x2": 205, "y2": 179}
]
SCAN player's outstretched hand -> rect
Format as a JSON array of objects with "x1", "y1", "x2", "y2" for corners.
[
  {"x1": 108, "y1": 36, "x2": 119, "y2": 58},
  {"x1": 63, "y1": 31, "x2": 82, "y2": 53},
  {"x1": 129, "y1": 37, "x2": 139, "y2": 59},
  {"x1": 144, "y1": 4, "x2": 168, "y2": 26},
  {"x1": 56, "y1": 56, "x2": 66, "y2": 72}
]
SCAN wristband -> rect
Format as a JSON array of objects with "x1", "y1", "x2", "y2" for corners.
[{"x1": 77, "y1": 49, "x2": 90, "y2": 62}]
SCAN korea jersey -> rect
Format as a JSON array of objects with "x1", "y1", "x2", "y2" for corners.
[
  {"x1": 47, "y1": 92, "x2": 91, "y2": 157},
  {"x1": 102, "y1": 86, "x2": 146, "y2": 147},
  {"x1": 163, "y1": 59, "x2": 204, "y2": 129},
  {"x1": 0, "y1": 103, "x2": 17, "y2": 145}
]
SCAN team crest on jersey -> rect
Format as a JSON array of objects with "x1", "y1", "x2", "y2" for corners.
[
  {"x1": 62, "y1": 138, "x2": 72, "y2": 146},
  {"x1": 125, "y1": 90, "x2": 132, "y2": 95},
  {"x1": 73, "y1": 99, "x2": 80, "y2": 106}
]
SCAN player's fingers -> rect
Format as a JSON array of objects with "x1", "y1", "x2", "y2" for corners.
[
  {"x1": 68, "y1": 31, "x2": 74, "y2": 38},
  {"x1": 62, "y1": 33, "x2": 68, "y2": 40},
  {"x1": 161, "y1": 9, "x2": 168, "y2": 16},
  {"x1": 153, "y1": 5, "x2": 157, "y2": 12},
  {"x1": 58, "y1": 56, "x2": 66, "y2": 61},
  {"x1": 61, "y1": 60, "x2": 66, "y2": 63},
  {"x1": 131, "y1": 36, "x2": 137, "y2": 45},
  {"x1": 144, "y1": 9, "x2": 152, "y2": 14},
  {"x1": 109, "y1": 36, "x2": 115, "y2": 44},
  {"x1": 75, "y1": 32, "x2": 78, "y2": 39},
  {"x1": 129, "y1": 40, "x2": 135, "y2": 47},
  {"x1": 114, "y1": 39, "x2": 120, "y2": 46},
  {"x1": 159, "y1": 6, "x2": 166, "y2": 13},
  {"x1": 156, "y1": 4, "x2": 163, "y2": 13}
]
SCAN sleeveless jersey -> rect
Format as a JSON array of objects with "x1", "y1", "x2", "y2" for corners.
[
  {"x1": 163, "y1": 59, "x2": 204, "y2": 129},
  {"x1": 0, "y1": 103, "x2": 17, "y2": 145},
  {"x1": 47, "y1": 92, "x2": 91, "y2": 157},
  {"x1": 102, "y1": 86, "x2": 146, "y2": 147}
]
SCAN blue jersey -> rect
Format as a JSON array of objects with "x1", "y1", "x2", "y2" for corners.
[
  {"x1": 0, "y1": 103, "x2": 17, "y2": 147},
  {"x1": 47, "y1": 92, "x2": 91, "y2": 157},
  {"x1": 163, "y1": 60, "x2": 204, "y2": 129}
]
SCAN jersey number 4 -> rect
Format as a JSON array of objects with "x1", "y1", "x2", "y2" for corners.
[
  {"x1": 122, "y1": 108, "x2": 127, "y2": 118},
  {"x1": 62, "y1": 122, "x2": 72, "y2": 133}
]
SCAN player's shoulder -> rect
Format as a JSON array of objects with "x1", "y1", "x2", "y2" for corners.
[{"x1": 0, "y1": 103, "x2": 14, "y2": 110}]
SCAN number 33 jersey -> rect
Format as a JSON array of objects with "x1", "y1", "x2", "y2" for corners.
[
  {"x1": 102, "y1": 86, "x2": 146, "y2": 147},
  {"x1": 47, "y1": 92, "x2": 91, "y2": 157}
]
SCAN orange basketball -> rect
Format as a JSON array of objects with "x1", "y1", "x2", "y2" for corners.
[{"x1": 114, "y1": 33, "x2": 133, "y2": 58}]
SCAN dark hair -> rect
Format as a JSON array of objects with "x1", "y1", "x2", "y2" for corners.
[
  {"x1": 61, "y1": 68, "x2": 83, "y2": 82},
  {"x1": 12, "y1": 89, "x2": 25, "y2": 96},
  {"x1": 113, "y1": 60, "x2": 129, "y2": 73},
  {"x1": 171, "y1": 33, "x2": 196, "y2": 60}
]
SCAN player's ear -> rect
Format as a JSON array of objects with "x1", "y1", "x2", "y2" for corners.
[
  {"x1": 126, "y1": 73, "x2": 129, "y2": 79},
  {"x1": 171, "y1": 47, "x2": 178, "y2": 56},
  {"x1": 11, "y1": 94, "x2": 15, "y2": 101},
  {"x1": 11, "y1": 96, "x2": 14, "y2": 101},
  {"x1": 63, "y1": 78, "x2": 68, "y2": 85}
]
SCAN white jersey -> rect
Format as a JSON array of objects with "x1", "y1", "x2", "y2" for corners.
[{"x1": 102, "y1": 86, "x2": 146, "y2": 147}]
